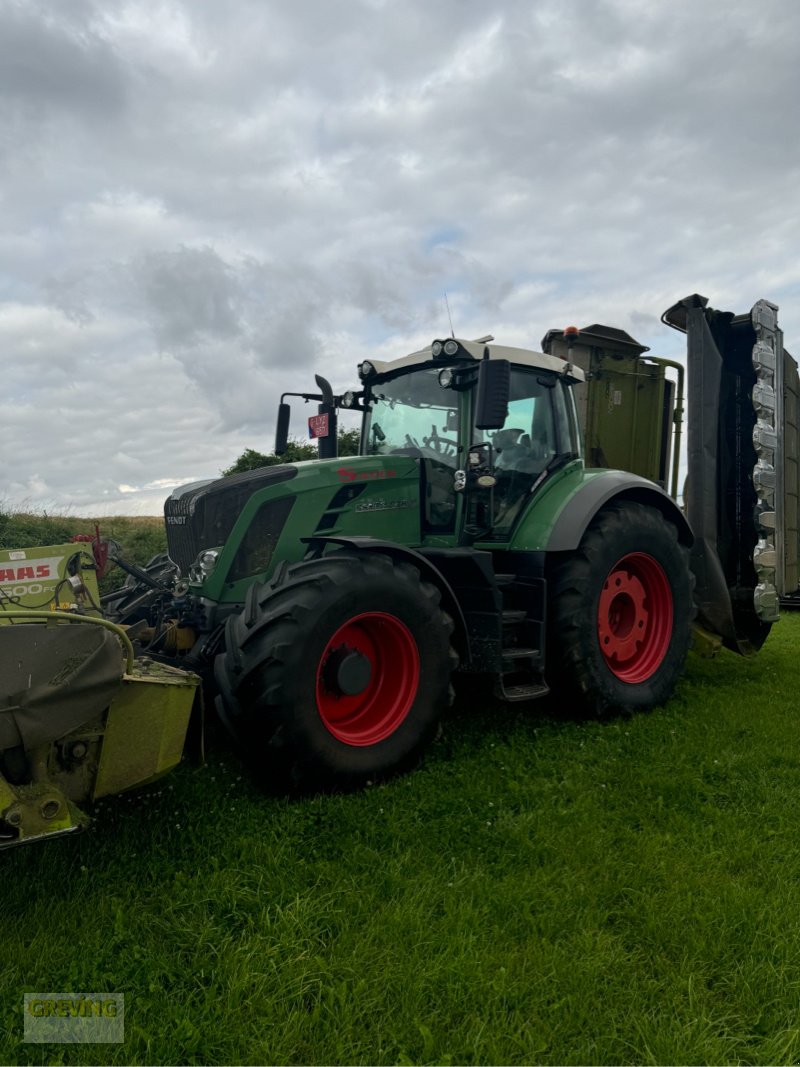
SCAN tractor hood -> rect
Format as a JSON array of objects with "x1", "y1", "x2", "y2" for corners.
[
  {"x1": 164, "y1": 464, "x2": 298, "y2": 574},
  {"x1": 165, "y1": 455, "x2": 423, "y2": 590}
]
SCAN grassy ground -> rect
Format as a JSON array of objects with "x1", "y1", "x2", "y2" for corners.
[{"x1": 2, "y1": 610, "x2": 800, "y2": 1065}]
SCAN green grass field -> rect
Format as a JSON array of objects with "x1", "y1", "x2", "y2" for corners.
[{"x1": 3, "y1": 605, "x2": 800, "y2": 1065}]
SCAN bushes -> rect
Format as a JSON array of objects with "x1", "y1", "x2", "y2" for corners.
[
  {"x1": 0, "y1": 508, "x2": 78, "y2": 551},
  {"x1": 0, "y1": 507, "x2": 167, "y2": 592},
  {"x1": 222, "y1": 428, "x2": 360, "y2": 475}
]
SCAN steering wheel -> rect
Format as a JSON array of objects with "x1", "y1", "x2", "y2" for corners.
[
  {"x1": 389, "y1": 433, "x2": 423, "y2": 457},
  {"x1": 422, "y1": 424, "x2": 457, "y2": 458}
]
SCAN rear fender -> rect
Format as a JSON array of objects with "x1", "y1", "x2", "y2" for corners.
[{"x1": 544, "y1": 473, "x2": 692, "y2": 553}]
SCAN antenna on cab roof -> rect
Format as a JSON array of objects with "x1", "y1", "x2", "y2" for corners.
[{"x1": 444, "y1": 292, "x2": 455, "y2": 338}]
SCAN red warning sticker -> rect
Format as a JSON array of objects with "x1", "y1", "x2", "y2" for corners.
[{"x1": 308, "y1": 413, "x2": 330, "y2": 439}]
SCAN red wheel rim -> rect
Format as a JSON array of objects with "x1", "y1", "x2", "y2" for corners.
[
  {"x1": 315, "y1": 612, "x2": 420, "y2": 746},
  {"x1": 597, "y1": 553, "x2": 673, "y2": 683}
]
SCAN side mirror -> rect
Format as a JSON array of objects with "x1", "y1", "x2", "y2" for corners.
[
  {"x1": 475, "y1": 357, "x2": 510, "y2": 430},
  {"x1": 275, "y1": 402, "x2": 291, "y2": 455}
]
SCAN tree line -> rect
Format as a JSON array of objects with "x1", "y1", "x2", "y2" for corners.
[{"x1": 223, "y1": 428, "x2": 360, "y2": 476}]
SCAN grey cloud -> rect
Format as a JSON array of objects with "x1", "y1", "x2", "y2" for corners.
[
  {"x1": 138, "y1": 247, "x2": 242, "y2": 349},
  {"x1": 41, "y1": 272, "x2": 96, "y2": 326},
  {"x1": 4, "y1": 0, "x2": 800, "y2": 515},
  {"x1": 0, "y1": 0, "x2": 126, "y2": 119}
]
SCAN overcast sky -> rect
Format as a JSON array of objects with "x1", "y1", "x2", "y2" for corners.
[{"x1": 2, "y1": 0, "x2": 799, "y2": 515}]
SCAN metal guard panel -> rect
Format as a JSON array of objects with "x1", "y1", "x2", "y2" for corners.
[
  {"x1": 750, "y1": 300, "x2": 782, "y2": 619},
  {"x1": 0, "y1": 542, "x2": 101, "y2": 613},
  {"x1": 93, "y1": 659, "x2": 199, "y2": 799},
  {"x1": 684, "y1": 298, "x2": 782, "y2": 653},
  {"x1": 0, "y1": 624, "x2": 124, "y2": 752}
]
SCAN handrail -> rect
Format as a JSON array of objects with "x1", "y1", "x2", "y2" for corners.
[{"x1": 647, "y1": 356, "x2": 685, "y2": 500}]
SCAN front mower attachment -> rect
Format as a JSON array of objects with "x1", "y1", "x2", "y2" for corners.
[{"x1": 0, "y1": 614, "x2": 199, "y2": 849}]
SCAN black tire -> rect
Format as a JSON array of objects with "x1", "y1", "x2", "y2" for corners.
[
  {"x1": 547, "y1": 501, "x2": 694, "y2": 715},
  {"x1": 215, "y1": 551, "x2": 458, "y2": 791}
]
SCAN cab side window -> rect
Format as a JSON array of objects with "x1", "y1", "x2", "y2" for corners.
[
  {"x1": 488, "y1": 369, "x2": 559, "y2": 531},
  {"x1": 490, "y1": 370, "x2": 556, "y2": 474}
]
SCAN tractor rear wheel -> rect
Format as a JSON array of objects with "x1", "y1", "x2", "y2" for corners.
[
  {"x1": 215, "y1": 551, "x2": 457, "y2": 791},
  {"x1": 547, "y1": 502, "x2": 693, "y2": 715}
]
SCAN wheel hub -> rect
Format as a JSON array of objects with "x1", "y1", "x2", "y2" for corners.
[
  {"x1": 598, "y1": 570, "x2": 648, "y2": 663},
  {"x1": 315, "y1": 611, "x2": 420, "y2": 746},
  {"x1": 323, "y1": 646, "x2": 373, "y2": 696},
  {"x1": 597, "y1": 552, "x2": 673, "y2": 683}
]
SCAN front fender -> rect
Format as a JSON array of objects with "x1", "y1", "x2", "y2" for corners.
[{"x1": 301, "y1": 535, "x2": 471, "y2": 665}]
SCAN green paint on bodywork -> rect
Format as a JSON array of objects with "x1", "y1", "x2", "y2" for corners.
[
  {"x1": 583, "y1": 355, "x2": 668, "y2": 482},
  {"x1": 195, "y1": 455, "x2": 424, "y2": 603},
  {"x1": 477, "y1": 461, "x2": 613, "y2": 551},
  {"x1": 193, "y1": 454, "x2": 620, "y2": 596}
]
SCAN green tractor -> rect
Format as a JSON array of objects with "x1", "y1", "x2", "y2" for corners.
[
  {"x1": 115, "y1": 292, "x2": 788, "y2": 784},
  {"x1": 0, "y1": 293, "x2": 790, "y2": 843},
  {"x1": 202, "y1": 334, "x2": 695, "y2": 791}
]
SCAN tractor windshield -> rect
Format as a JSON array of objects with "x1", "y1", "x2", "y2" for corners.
[{"x1": 363, "y1": 366, "x2": 460, "y2": 465}]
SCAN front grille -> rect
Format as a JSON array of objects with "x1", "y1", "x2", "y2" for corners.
[
  {"x1": 164, "y1": 465, "x2": 297, "y2": 574},
  {"x1": 228, "y1": 497, "x2": 295, "y2": 581}
]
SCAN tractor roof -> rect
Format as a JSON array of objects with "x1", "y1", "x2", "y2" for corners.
[{"x1": 366, "y1": 337, "x2": 586, "y2": 382}]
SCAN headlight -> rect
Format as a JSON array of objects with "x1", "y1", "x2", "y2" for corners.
[
  {"x1": 438, "y1": 368, "x2": 454, "y2": 388},
  {"x1": 189, "y1": 548, "x2": 220, "y2": 583},
  {"x1": 341, "y1": 390, "x2": 356, "y2": 408},
  {"x1": 359, "y1": 361, "x2": 375, "y2": 380},
  {"x1": 443, "y1": 339, "x2": 459, "y2": 356},
  {"x1": 431, "y1": 340, "x2": 444, "y2": 357}
]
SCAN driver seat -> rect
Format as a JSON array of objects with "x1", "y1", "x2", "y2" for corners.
[{"x1": 494, "y1": 428, "x2": 538, "y2": 473}]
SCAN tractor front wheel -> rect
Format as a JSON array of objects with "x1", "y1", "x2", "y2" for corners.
[
  {"x1": 547, "y1": 502, "x2": 693, "y2": 715},
  {"x1": 215, "y1": 551, "x2": 457, "y2": 791}
]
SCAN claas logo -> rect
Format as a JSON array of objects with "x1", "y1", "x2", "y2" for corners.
[{"x1": 0, "y1": 564, "x2": 53, "y2": 583}]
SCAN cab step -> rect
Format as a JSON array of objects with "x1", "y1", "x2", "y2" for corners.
[
  {"x1": 495, "y1": 677, "x2": 550, "y2": 702},
  {"x1": 501, "y1": 647, "x2": 541, "y2": 664},
  {"x1": 496, "y1": 591, "x2": 546, "y2": 701}
]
